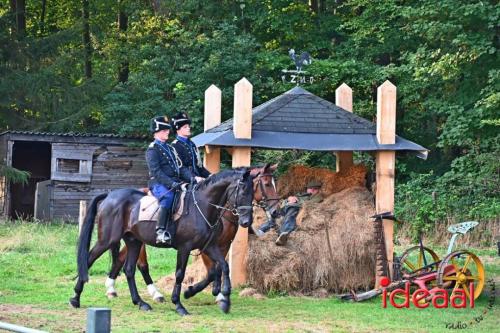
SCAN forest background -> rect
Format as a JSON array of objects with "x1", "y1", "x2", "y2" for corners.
[{"x1": 1, "y1": 0, "x2": 498, "y2": 238}]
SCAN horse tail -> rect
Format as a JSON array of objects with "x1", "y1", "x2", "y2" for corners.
[{"x1": 77, "y1": 192, "x2": 108, "y2": 282}]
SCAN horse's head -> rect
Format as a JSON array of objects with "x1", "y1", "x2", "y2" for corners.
[
  {"x1": 225, "y1": 168, "x2": 255, "y2": 228},
  {"x1": 250, "y1": 163, "x2": 280, "y2": 218}
]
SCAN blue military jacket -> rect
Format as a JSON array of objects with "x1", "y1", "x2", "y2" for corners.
[
  {"x1": 146, "y1": 139, "x2": 194, "y2": 189},
  {"x1": 172, "y1": 136, "x2": 211, "y2": 178}
]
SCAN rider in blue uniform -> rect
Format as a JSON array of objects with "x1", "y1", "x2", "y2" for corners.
[
  {"x1": 170, "y1": 112, "x2": 212, "y2": 178},
  {"x1": 146, "y1": 116, "x2": 194, "y2": 244}
]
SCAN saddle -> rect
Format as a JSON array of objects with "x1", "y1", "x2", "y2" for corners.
[{"x1": 138, "y1": 184, "x2": 189, "y2": 222}]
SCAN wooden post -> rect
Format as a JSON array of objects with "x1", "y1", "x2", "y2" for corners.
[
  {"x1": 204, "y1": 84, "x2": 222, "y2": 174},
  {"x1": 229, "y1": 78, "x2": 253, "y2": 287},
  {"x1": 233, "y1": 78, "x2": 252, "y2": 139},
  {"x1": 79, "y1": 200, "x2": 87, "y2": 234},
  {"x1": 335, "y1": 83, "x2": 354, "y2": 173},
  {"x1": 375, "y1": 80, "x2": 396, "y2": 286}
]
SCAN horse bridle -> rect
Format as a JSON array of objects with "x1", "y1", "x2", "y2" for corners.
[
  {"x1": 192, "y1": 177, "x2": 253, "y2": 230},
  {"x1": 253, "y1": 173, "x2": 281, "y2": 216}
]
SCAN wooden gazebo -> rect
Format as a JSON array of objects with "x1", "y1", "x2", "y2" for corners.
[{"x1": 192, "y1": 79, "x2": 427, "y2": 286}]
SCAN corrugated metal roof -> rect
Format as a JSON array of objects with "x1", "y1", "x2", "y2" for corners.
[
  {"x1": 0, "y1": 130, "x2": 147, "y2": 140},
  {"x1": 193, "y1": 86, "x2": 428, "y2": 159}
]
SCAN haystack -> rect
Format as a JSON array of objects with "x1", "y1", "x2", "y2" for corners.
[
  {"x1": 247, "y1": 165, "x2": 376, "y2": 295},
  {"x1": 277, "y1": 164, "x2": 367, "y2": 197}
]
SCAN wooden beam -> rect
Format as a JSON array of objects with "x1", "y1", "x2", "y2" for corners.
[
  {"x1": 377, "y1": 81, "x2": 396, "y2": 145},
  {"x1": 79, "y1": 200, "x2": 87, "y2": 234},
  {"x1": 375, "y1": 80, "x2": 397, "y2": 287},
  {"x1": 233, "y1": 78, "x2": 252, "y2": 139},
  {"x1": 335, "y1": 83, "x2": 353, "y2": 112},
  {"x1": 204, "y1": 84, "x2": 222, "y2": 174},
  {"x1": 230, "y1": 147, "x2": 251, "y2": 287},
  {"x1": 229, "y1": 77, "x2": 253, "y2": 287},
  {"x1": 335, "y1": 83, "x2": 353, "y2": 173}
]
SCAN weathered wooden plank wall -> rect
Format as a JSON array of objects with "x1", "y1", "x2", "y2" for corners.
[{"x1": 50, "y1": 145, "x2": 148, "y2": 220}]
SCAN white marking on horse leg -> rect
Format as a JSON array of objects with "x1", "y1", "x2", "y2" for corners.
[
  {"x1": 215, "y1": 293, "x2": 226, "y2": 303},
  {"x1": 147, "y1": 284, "x2": 164, "y2": 301},
  {"x1": 105, "y1": 277, "x2": 117, "y2": 298}
]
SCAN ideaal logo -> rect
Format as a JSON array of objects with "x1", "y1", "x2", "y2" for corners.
[
  {"x1": 380, "y1": 277, "x2": 475, "y2": 309},
  {"x1": 380, "y1": 277, "x2": 496, "y2": 329}
]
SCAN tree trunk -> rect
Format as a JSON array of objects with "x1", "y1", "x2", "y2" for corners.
[
  {"x1": 10, "y1": 0, "x2": 26, "y2": 38},
  {"x1": 320, "y1": 0, "x2": 326, "y2": 13},
  {"x1": 309, "y1": 0, "x2": 319, "y2": 14},
  {"x1": 82, "y1": 0, "x2": 92, "y2": 79},
  {"x1": 40, "y1": 0, "x2": 47, "y2": 35},
  {"x1": 150, "y1": 0, "x2": 168, "y2": 15},
  {"x1": 118, "y1": 1, "x2": 129, "y2": 83},
  {"x1": 150, "y1": 0, "x2": 160, "y2": 13}
]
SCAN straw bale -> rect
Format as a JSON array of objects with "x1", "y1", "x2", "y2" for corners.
[
  {"x1": 248, "y1": 185, "x2": 376, "y2": 295},
  {"x1": 277, "y1": 164, "x2": 367, "y2": 198}
]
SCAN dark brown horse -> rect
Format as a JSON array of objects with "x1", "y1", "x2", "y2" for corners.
[
  {"x1": 103, "y1": 164, "x2": 280, "y2": 302},
  {"x1": 70, "y1": 168, "x2": 255, "y2": 315}
]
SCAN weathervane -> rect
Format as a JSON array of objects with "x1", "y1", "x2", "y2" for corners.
[{"x1": 281, "y1": 49, "x2": 314, "y2": 85}]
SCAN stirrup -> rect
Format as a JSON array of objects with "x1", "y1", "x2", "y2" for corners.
[{"x1": 156, "y1": 230, "x2": 171, "y2": 244}]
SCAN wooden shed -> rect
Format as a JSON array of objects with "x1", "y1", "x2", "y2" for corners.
[{"x1": 0, "y1": 131, "x2": 149, "y2": 221}]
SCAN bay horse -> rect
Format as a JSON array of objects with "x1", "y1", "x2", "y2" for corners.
[
  {"x1": 103, "y1": 164, "x2": 280, "y2": 302},
  {"x1": 70, "y1": 168, "x2": 255, "y2": 315}
]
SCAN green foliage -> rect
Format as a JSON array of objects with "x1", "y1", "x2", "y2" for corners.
[
  {"x1": 396, "y1": 150, "x2": 499, "y2": 239},
  {"x1": 0, "y1": 0, "x2": 498, "y2": 228},
  {"x1": 0, "y1": 163, "x2": 30, "y2": 185}
]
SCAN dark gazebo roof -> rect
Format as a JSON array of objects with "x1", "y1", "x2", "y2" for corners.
[{"x1": 193, "y1": 87, "x2": 428, "y2": 159}]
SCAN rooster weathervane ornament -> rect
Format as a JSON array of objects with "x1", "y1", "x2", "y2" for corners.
[{"x1": 281, "y1": 49, "x2": 314, "y2": 85}]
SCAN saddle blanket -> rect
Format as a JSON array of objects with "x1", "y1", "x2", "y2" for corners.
[{"x1": 138, "y1": 185, "x2": 187, "y2": 222}]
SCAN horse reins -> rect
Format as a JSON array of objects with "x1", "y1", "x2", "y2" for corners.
[
  {"x1": 190, "y1": 178, "x2": 250, "y2": 255},
  {"x1": 191, "y1": 179, "x2": 252, "y2": 230}
]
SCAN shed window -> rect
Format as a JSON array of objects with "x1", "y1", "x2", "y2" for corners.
[
  {"x1": 51, "y1": 144, "x2": 94, "y2": 182},
  {"x1": 57, "y1": 159, "x2": 80, "y2": 173}
]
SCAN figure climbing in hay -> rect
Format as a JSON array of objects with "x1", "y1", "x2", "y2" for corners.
[{"x1": 256, "y1": 180, "x2": 324, "y2": 245}]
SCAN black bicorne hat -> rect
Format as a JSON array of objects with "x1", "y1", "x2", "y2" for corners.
[
  {"x1": 171, "y1": 112, "x2": 192, "y2": 130},
  {"x1": 150, "y1": 116, "x2": 172, "y2": 133}
]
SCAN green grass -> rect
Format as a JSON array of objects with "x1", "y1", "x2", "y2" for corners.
[{"x1": 0, "y1": 220, "x2": 498, "y2": 332}]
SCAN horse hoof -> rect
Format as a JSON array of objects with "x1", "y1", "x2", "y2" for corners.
[
  {"x1": 154, "y1": 296, "x2": 165, "y2": 303},
  {"x1": 218, "y1": 299, "x2": 231, "y2": 314},
  {"x1": 69, "y1": 297, "x2": 80, "y2": 308},
  {"x1": 184, "y1": 286, "x2": 194, "y2": 299},
  {"x1": 139, "y1": 302, "x2": 152, "y2": 311},
  {"x1": 176, "y1": 307, "x2": 190, "y2": 316},
  {"x1": 107, "y1": 292, "x2": 118, "y2": 299}
]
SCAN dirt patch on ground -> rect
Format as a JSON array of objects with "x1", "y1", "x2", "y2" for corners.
[{"x1": 0, "y1": 304, "x2": 85, "y2": 332}]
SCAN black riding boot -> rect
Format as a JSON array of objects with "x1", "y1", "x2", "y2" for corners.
[{"x1": 156, "y1": 207, "x2": 172, "y2": 244}]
